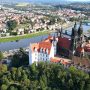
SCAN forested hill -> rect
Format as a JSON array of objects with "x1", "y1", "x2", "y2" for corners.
[{"x1": 54, "y1": 2, "x2": 90, "y2": 11}]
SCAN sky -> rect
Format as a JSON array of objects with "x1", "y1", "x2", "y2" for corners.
[
  {"x1": 0, "y1": 0, "x2": 90, "y2": 3},
  {"x1": 70, "y1": 0, "x2": 90, "y2": 1}
]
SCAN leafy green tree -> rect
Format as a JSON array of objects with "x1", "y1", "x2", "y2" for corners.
[
  {"x1": 2, "y1": 76, "x2": 10, "y2": 85},
  {"x1": 7, "y1": 20, "x2": 17, "y2": 31},
  {"x1": 40, "y1": 75, "x2": 47, "y2": 90},
  {"x1": 0, "y1": 51, "x2": 4, "y2": 61},
  {"x1": 1, "y1": 84, "x2": 8, "y2": 90},
  {"x1": 29, "y1": 19, "x2": 35, "y2": 29},
  {"x1": 0, "y1": 64, "x2": 7, "y2": 73},
  {"x1": 16, "y1": 69, "x2": 21, "y2": 81},
  {"x1": 0, "y1": 62, "x2": 90, "y2": 90},
  {"x1": 8, "y1": 85, "x2": 18, "y2": 90},
  {"x1": 11, "y1": 48, "x2": 29, "y2": 67}
]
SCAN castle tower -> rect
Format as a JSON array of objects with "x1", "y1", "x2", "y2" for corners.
[{"x1": 52, "y1": 35, "x2": 58, "y2": 56}]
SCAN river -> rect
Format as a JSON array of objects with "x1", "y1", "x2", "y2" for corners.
[{"x1": 0, "y1": 24, "x2": 90, "y2": 51}]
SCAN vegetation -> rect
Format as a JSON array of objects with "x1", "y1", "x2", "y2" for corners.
[
  {"x1": 0, "y1": 31, "x2": 49, "y2": 42},
  {"x1": 0, "y1": 62, "x2": 90, "y2": 90},
  {"x1": 7, "y1": 20, "x2": 18, "y2": 31},
  {"x1": 88, "y1": 30, "x2": 90, "y2": 33},
  {"x1": 11, "y1": 48, "x2": 29, "y2": 67},
  {"x1": 69, "y1": 17, "x2": 79, "y2": 22},
  {"x1": 0, "y1": 51, "x2": 4, "y2": 61}
]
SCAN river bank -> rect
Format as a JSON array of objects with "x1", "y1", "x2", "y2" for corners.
[{"x1": 0, "y1": 31, "x2": 50, "y2": 43}]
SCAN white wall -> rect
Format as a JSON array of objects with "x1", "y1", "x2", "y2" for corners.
[
  {"x1": 29, "y1": 47, "x2": 32, "y2": 65},
  {"x1": 29, "y1": 40, "x2": 57, "y2": 65},
  {"x1": 49, "y1": 43, "x2": 54, "y2": 59}
]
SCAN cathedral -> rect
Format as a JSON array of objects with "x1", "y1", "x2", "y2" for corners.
[{"x1": 57, "y1": 22, "x2": 90, "y2": 58}]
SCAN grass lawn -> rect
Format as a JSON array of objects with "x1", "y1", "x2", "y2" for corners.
[{"x1": 0, "y1": 31, "x2": 50, "y2": 43}]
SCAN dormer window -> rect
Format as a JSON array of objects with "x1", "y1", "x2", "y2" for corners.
[
  {"x1": 40, "y1": 48, "x2": 43, "y2": 53},
  {"x1": 34, "y1": 47, "x2": 37, "y2": 52},
  {"x1": 46, "y1": 49, "x2": 48, "y2": 54},
  {"x1": 43, "y1": 48, "x2": 46, "y2": 53}
]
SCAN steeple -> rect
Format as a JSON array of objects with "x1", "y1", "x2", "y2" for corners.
[
  {"x1": 70, "y1": 22, "x2": 78, "y2": 55},
  {"x1": 60, "y1": 27, "x2": 63, "y2": 37},
  {"x1": 78, "y1": 21, "x2": 83, "y2": 37},
  {"x1": 71, "y1": 22, "x2": 78, "y2": 37},
  {"x1": 70, "y1": 37, "x2": 77, "y2": 55},
  {"x1": 71, "y1": 28, "x2": 74, "y2": 37},
  {"x1": 74, "y1": 22, "x2": 78, "y2": 37}
]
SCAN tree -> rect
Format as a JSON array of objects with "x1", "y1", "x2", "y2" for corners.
[
  {"x1": 29, "y1": 19, "x2": 35, "y2": 29},
  {"x1": 1, "y1": 84, "x2": 8, "y2": 90},
  {"x1": 88, "y1": 30, "x2": 90, "y2": 34},
  {"x1": 8, "y1": 85, "x2": 18, "y2": 90},
  {"x1": 0, "y1": 62, "x2": 90, "y2": 90},
  {"x1": 0, "y1": 51, "x2": 4, "y2": 61},
  {"x1": 7, "y1": 20, "x2": 17, "y2": 31},
  {"x1": 11, "y1": 48, "x2": 29, "y2": 67}
]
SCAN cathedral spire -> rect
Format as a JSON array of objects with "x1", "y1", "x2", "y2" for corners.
[
  {"x1": 71, "y1": 22, "x2": 78, "y2": 37},
  {"x1": 60, "y1": 27, "x2": 63, "y2": 37},
  {"x1": 78, "y1": 21, "x2": 83, "y2": 37}
]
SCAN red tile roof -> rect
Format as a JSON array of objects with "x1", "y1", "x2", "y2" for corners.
[
  {"x1": 50, "y1": 57, "x2": 71, "y2": 65},
  {"x1": 84, "y1": 43, "x2": 90, "y2": 52},
  {"x1": 58, "y1": 37, "x2": 71, "y2": 49},
  {"x1": 76, "y1": 47, "x2": 84, "y2": 53},
  {"x1": 31, "y1": 35, "x2": 53, "y2": 54}
]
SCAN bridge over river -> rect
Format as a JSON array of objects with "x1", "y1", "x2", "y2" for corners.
[{"x1": 82, "y1": 20, "x2": 90, "y2": 26}]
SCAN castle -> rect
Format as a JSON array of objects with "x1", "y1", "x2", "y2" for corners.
[{"x1": 29, "y1": 22, "x2": 90, "y2": 65}]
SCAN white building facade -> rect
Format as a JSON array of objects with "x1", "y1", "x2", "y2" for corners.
[{"x1": 29, "y1": 36, "x2": 58, "y2": 65}]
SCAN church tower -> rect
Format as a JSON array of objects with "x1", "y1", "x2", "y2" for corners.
[
  {"x1": 78, "y1": 21, "x2": 83, "y2": 41},
  {"x1": 78, "y1": 21, "x2": 83, "y2": 36},
  {"x1": 70, "y1": 22, "x2": 78, "y2": 54},
  {"x1": 77, "y1": 21, "x2": 85, "y2": 57}
]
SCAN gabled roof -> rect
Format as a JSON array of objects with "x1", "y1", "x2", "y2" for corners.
[
  {"x1": 50, "y1": 57, "x2": 71, "y2": 65},
  {"x1": 30, "y1": 35, "x2": 53, "y2": 54}
]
